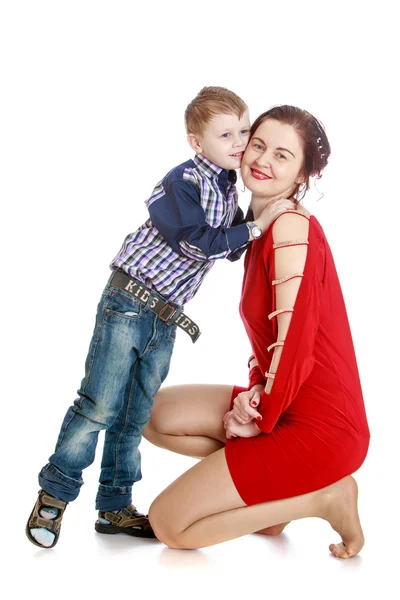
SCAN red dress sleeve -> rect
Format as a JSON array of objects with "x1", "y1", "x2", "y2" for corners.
[
  {"x1": 248, "y1": 365, "x2": 266, "y2": 389},
  {"x1": 256, "y1": 213, "x2": 324, "y2": 433}
]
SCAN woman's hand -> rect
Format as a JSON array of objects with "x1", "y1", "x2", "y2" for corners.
[
  {"x1": 232, "y1": 387, "x2": 263, "y2": 424},
  {"x1": 223, "y1": 410, "x2": 262, "y2": 440}
]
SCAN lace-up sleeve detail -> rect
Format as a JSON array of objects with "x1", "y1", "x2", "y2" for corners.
[
  {"x1": 264, "y1": 213, "x2": 310, "y2": 394},
  {"x1": 255, "y1": 212, "x2": 324, "y2": 433},
  {"x1": 273, "y1": 239, "x2": 309, "y2": 249}
]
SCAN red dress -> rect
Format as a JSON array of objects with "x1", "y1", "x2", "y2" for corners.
[{"x1": 225, "y1": 213, "x2": 370, "y2": 506}]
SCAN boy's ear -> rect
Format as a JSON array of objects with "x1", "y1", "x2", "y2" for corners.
[{"x1": 187, "y1": 133, "x2": 203, "y2": 154}]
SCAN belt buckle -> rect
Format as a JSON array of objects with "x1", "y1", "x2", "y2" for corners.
[{"x1": 158, "y1": 304, "x2": 177, "y2": 322}]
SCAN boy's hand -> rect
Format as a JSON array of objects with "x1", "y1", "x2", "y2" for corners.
[{"x1": 254, "y1": 198, "x2": 299, "y2": 232}]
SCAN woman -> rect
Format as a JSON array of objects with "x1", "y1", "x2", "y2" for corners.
[{"x1": 143, "y1": 106, "x2": 370, "y2": 559}]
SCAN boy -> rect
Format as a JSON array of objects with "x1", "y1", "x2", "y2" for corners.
[{"x1": 26, "y1": 86, "x2": 274, "y2": 548}]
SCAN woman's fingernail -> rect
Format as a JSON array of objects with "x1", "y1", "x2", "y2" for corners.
[
  {"x1": 256, "y1": 416, "x2": 262, "y2": 421},
  {"x1": 251, "y1": 401, "x2": 257, "y2": 406}
]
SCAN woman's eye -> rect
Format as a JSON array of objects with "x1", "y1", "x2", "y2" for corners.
[
  {"x1": 277, "y1": 153, "x2": 287, "y2": 160},
  {"x1": 254, "y1": 144, "x2": 264, "y2": 151}
]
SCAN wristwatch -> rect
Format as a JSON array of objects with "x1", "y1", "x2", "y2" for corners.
[{"x1": 246, "y1": 221, "x2": 263, "y2": 240}]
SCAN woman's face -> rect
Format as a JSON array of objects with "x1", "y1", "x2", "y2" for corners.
[{"x1": 241, "y1": 119, "x2": 305, "y2": 201}]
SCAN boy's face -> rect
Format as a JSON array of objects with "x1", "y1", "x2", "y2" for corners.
[{"x1": 188, "y1": 111, "x2": 251, "y2": 170}]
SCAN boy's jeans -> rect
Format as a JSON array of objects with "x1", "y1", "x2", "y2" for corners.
[{"x1": 38, "y1": 279, "x2": 177, "y2": 511}]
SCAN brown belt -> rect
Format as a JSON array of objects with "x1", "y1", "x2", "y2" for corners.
[{"x1": 109, "y1": 270, "x2": 201, "y2": 343}]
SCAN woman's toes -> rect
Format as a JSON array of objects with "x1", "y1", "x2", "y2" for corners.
[{"x1": 329, "y1": 542, "x2": 355, "y2": 559}]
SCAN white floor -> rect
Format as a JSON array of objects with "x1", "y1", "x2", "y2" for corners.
[{"x1": 9, "y1": 432, "x2": 397, "y2": 600}]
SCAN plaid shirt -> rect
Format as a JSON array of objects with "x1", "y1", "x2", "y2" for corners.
[{"x1": 110, "y1": 154, "x2": 249, "y2": 306}]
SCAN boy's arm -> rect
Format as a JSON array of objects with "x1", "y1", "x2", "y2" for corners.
[
  {"x1": 148, "y1": 179, "x2": 249, "y2": 261},
  {"x1": 226, "y1": 206, "x2": 249, "y2": 262},
  {"x1": 230, "y1": 206, "x2": 245, "y2": 227}
]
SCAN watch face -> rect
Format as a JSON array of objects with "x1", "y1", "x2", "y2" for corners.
[{"x1": 252, "y1": 226, "x2": 262, "y2": 239}]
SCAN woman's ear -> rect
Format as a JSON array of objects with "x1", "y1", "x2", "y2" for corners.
[
  {"x1": 187, "y1": 133, "x2": 203, "y2": 154},
  {"x1": 295, "y1": 171, "x2": 306, "y2": 184}
]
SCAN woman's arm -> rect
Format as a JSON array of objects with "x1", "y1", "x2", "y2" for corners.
[
  {"x1": 256, "y1": 211, "x2": 323, "y2": 433},
  {"x1": 247, "y1": 354, "x2": 266, "y2": 389},
  {"x1": 264, "y1": 212, "x2": 310, "y2": 394}
]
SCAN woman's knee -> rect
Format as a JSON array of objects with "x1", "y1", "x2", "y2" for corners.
[
  {"x1": 148, "y1": 498, "x2": 187, "y2": 549},
  {"x1": 148, "y1": 384, "x2": 230, "y2": 442},
  {"x1": 142, "y1": 422, "x2": 154, "y2": 442},
  {"x1": 149, "y1": 389, "x2": 180, "y2": 435}
]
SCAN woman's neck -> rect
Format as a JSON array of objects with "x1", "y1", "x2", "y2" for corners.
[
  {"x1": 250, "y1": 188, "x2": 296, "y2": 219},
  {"x1": 250, "y1": 196, "x2": 271, "y2": 220}
]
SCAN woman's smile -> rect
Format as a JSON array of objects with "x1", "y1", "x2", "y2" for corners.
[{"x1": 250, "y1": 168, "x2": 272, "y2": 180}]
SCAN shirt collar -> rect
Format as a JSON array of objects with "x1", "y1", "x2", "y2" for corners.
[{"x1": 194, "y1": 154, "x2": 224, "y2": 179}]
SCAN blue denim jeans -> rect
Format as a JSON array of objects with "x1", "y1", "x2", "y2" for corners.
[{"x1": 39, "y1": 278, "x2": 177, "y2": 511}]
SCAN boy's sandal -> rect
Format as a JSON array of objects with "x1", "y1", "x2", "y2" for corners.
[
  {"x1": 26, "y1": 489, "x2": 68, "y2": 549},
  {"x1": 95, "y1": 505, "x2": 156, "y2": 538}
]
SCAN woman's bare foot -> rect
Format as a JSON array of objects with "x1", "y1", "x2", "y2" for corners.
[
  {"x1": 256, "y1": 522, "x2": 290, "y2": 536},
  {"x1": 322, "y1": 476, "x2": 364, "y2": 559}
]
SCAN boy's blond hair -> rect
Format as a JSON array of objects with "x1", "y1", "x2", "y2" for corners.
[{"x1": 185, "y1": 86, "x2": 247, "y2": 136}]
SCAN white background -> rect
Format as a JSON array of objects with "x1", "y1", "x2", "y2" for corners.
[{"x1": 1, "y1": 1, "x2": 398, "y2": 598}]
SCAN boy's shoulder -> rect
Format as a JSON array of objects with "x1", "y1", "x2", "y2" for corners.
[
  {"x1": 161, "y1": 157, "x2": 204, "y2": 189},
  {"x1": 146, "y1": 158, "x2": 202, "y2": 209}
]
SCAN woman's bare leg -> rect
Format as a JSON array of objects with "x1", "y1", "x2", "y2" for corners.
[
  {"x1": 143, "y1": 384, "x2": 233, "y2": 459},
  {"x1": 256, "y1": 522, "x2": 290, "y2": 535},
  {"x1": 144, "y1": 383, "x2": 289, "y2": 535},
  {"x1": 148, "y1": 448, "x2": 364, "y2": 559}
]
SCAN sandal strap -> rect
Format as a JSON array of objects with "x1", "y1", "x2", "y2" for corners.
[
  {"x1": 102, "y1": 507, "x2": 151, "y2": 529},
  {"x1": 30, "y1": 515, "x2": 62, "y2": 532},
  {"x1": 40, "y1": 492, "x2": 68, "y2": 510},
  {"x1": 28, "y1": 490, "x2": 68, "y2": 532}
]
